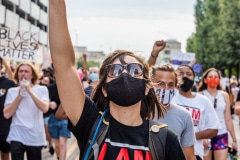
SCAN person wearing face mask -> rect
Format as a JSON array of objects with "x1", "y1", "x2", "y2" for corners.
[
  {"x1": 198, "y1": 68, "x2": 237, "y2": 160},
  {"x1": 40, "y1": 77, "x2": 55, "y2": 156},
  {"x1": 3, "y1": 62, "x2": 49, "y2": 160},
  {"x1": 150, "y1": 63, "x2": 196, "y2": 160},
  {"x1": 171, "y1": 65, "x2": 220, "y2": 160},
  {"x1": 48, "y1": 1, "x2": 186, "y2": 160}
]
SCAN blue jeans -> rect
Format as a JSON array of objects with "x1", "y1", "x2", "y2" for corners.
[{"x1": 48, "y1": 114, "x2": 70, "y2": 139}]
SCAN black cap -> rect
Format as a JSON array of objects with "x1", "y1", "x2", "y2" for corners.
[{"x1": 42, "y1": 67, "x2": 53, "y2": 73}]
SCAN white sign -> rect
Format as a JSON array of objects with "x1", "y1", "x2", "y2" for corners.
[
  {"x1": 0, "y1": 27, "x2": 39, "y2": 62},
  {"x1": 171, "y1": 52, "x2": 195, "y2": 61}
]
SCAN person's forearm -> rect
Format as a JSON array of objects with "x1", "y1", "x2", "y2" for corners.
[
  {"x1": 182, "y1": 146, "x2": 196, "y2": 160},
  {"x1": 28, "y1": 91, "x2": 49, "y2": 113},
  {"x1": 195, "y1": 129, "x2": 218, "y2": 140},
  {"x1": 83, "y1": 57, "x2": 89, "y2": 81},
  {"x1": 147, "y1": 51, "x2": 159, "y2": 67},
  {"x1": 2, "y1": 59, "x2": 13, "y2": 79},
  {"x1": 226, "y1": 120, "x2": 237, "y2": 142},
  {"x1": 55, "y1": 105, "x2": 68, "y2": 120},
  {"x1": 3, "y1": 95, "x2": 22, "y2": 119}
]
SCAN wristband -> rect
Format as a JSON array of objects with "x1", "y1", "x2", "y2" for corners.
[{"x1": 151, "y1": 54, "x2": 158, "y2": 58}]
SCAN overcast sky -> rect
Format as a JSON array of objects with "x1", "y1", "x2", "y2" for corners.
[{"x1": 65, "y1": 0, "x2": 196, "y2": 56}]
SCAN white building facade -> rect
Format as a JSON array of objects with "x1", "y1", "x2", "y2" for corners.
[{"x1": 0, "y1": 0, "x2": 48, "y2": 64}]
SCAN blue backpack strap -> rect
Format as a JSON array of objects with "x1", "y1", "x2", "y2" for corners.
[
  {"x1": 83, "y1": 108, "x2": 109, "y2": 160},
  {"x1": 148, "y1": 120, "x2": 168, "y2": 160}
]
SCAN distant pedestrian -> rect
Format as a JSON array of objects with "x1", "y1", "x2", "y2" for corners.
[
  {"x1": 198, "y1": 68, "x2": 237, "y2": 160},
  {"x1": 0, "y1": 57, "x2": 16, "y2": 160},
  {"x1": 40, "y1": 76, "x2": 55, "y2": 155},
  {"x1": 81, "y1": 53, "x2": 99, "y2": 97},
  {"x1": 42, "y1": 66, "x2": 55, "y2": 84},
  {"x1": 171, "y1": 65, "x2": 220, "y2": 160},
  {"x1": 48, "y1": 82, "x2": 71, "y2": 160}
]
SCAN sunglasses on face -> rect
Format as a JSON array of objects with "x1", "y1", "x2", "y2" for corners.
[{"x1": 106, "y1": 63, "x2": 144, "y2": 78}]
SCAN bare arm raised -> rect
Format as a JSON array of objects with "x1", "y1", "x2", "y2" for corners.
[
  {"x1": 147, "y1": 40, "x2": 166, "y2": 67},
  {"x1": 49, "y1": 0, "x2": 85, "y2": 125}
]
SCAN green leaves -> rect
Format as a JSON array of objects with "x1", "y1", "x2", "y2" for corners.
[{"x1": 187, "y1": 0, "x2": 240, "y2": 72}]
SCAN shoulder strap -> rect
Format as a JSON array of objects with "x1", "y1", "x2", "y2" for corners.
[
  {"x1": 148, "y1": 120, "x2": 168, "y2": 160},
  {"x1": 83, "y1": 109, "x2": 109, "y2": 160}
]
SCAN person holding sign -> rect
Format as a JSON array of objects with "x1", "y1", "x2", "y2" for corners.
[{"x1": 3, "y1": 62, "x2": 49, "y2": 160}]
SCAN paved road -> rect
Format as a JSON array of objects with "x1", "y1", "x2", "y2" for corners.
[{"x1": 41, "y1": 133, "x2": 79, "y2": 160}]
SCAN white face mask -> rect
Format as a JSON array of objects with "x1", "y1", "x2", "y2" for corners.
[{"x1": 154, "y1": 88, "x2": 175, "y2": 106}]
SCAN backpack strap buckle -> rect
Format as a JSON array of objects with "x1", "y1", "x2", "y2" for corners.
[{"x1": 149, "y1": 124, "x2": 168, "y2": 133}]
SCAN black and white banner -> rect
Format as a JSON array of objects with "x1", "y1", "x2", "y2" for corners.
[{"x1": 0, "y1": 27, "x2": 38, "y2": 62}]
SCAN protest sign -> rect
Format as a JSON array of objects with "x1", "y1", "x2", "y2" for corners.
[
  {"x1": 171, "y1": 51, "x2": 203, "y2": 82},
  {"x1": 171, "y1": 52, "x2": 195, "y2": 69},
  {"x1": 0, "y1": 27, "x2": 38, "y2": 62}
]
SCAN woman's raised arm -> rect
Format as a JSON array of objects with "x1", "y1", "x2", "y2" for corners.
[{"x1": 49, "y1": 0, "x2": 85, "y2": 125}]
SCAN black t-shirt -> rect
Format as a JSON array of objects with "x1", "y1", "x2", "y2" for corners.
[
  {"x1": 0, "y1": 76, "x2": 16, "y2": 140},
  {"x1": 68, "y1": 97, "x2": 186, "y2": 160},
  {"x1": 237, "y1": 91, "x2": 240, "y2": 102},
  {"x1": 48, "y1": 82, "x2": 60, "y2": 114}
]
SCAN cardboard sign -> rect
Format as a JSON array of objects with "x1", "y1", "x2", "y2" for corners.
[{"x1": 0, "y1": 27, "x2": 38, "y2": 62}]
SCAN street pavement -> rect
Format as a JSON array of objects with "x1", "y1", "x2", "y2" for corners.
[{"x1": 41, "y1": 133, "x2": 79, "y2": 160}]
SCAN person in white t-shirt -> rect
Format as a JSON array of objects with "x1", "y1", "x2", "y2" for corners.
[
  {"x1": 3, "y1": 62, "x2": 49, "y2": 160},
  {"x1": 150, "y1": 63, "x2": 196, "y2": 160},
  {"x1": 198, "y1": 68, "x2": 237, "y2": 160},
  {"x1": 171, "y1": 64, "x2": 220, "y2": 160}
]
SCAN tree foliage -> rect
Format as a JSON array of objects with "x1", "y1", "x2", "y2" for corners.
[
  {"x1": 187, "y1": 0, "x2": 240, "y2": 75},
  {"x1": 77, "y1": 58, "x2": 100, "y2": 70}
]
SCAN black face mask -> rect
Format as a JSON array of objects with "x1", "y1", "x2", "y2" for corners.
[
  {"x1": 180, "y1": 77, "x2": 194, "y2": 92},
  {"x1": 105, "y1": 73, "x2": 146, "y2": 106}
]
